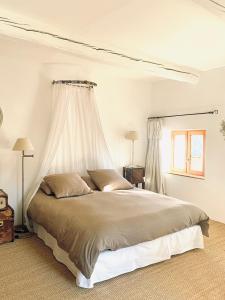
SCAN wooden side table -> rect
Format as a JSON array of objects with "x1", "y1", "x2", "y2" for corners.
[{"x1": 123, "y1": 166, "x2": 145, "y2": 189}]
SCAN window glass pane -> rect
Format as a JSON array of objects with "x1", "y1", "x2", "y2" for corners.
[
  {"x1": 190, "y1": 135, "x2": 203, "y2": 172},
  {"x1": 173, "y1": 134, "x2": 186, "y2": 170}
]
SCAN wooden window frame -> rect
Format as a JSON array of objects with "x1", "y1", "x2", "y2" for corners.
[{"x1": 171, "y1": 130, "x2": 206, "y2": 178}]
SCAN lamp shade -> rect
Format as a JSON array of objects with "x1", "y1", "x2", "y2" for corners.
[
  {"x1": 13, "y1": 138, "x2": 34, "y2": 151},
  {"x1": 125, "y1": 131, "x2": 138, "y2": 141}
]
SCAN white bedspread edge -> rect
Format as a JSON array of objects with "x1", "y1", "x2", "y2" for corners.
[{"x1": 33, "y1": 223, "x2": 204, "y2": 288}]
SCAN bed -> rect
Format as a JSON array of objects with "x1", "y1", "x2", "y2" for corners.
[{"x1": 28, "y1": 188, "x2": 209, "y2": 288}]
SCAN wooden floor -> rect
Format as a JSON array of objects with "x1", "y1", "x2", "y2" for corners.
[{"x1": 1, "y1": 220, "x2": 225, "y2": 300}]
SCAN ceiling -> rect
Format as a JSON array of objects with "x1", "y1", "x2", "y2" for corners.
[{"x1": 1, "y1": 0, "x2": 225, "y2": 80}]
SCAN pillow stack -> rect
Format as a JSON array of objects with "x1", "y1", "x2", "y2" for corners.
[{"x1": 39, "y1": 169, "x2": 133, "y2": 198}]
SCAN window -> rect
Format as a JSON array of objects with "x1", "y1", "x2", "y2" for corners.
[{"x1": 171, "y1": 130, "x2": 206, "y2": 178}]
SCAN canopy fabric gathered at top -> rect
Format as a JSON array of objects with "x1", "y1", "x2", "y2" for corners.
[{"x1": 25, "y1": 82, "x2": 113, "y2": 226}]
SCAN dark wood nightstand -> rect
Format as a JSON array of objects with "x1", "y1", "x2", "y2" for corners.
[{"x1": 123, "y1": 166, "x2": 145, "y2": 189}]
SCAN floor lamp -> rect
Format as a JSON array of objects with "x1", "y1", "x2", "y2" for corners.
[{"x1": 13, "y1": 138, "x2": 34, "y2": 233}]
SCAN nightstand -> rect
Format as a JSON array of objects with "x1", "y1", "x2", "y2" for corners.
[{"x1": 123, "y1": 166, "x2": 145, "y2": 189}]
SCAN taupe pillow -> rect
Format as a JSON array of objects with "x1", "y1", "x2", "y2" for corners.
[
  {"x1": 87, "y1": 169, "x2": 133, "y2": 192},
  {"x1": 44, "y1": 173, "x2": 91, "y2": 198},
  {"x1": 81, "y1": 176, "x2": 98, "y2": 191},
  {"x1": 40, "y1": 181, "x2": 53, "y2": 196}
]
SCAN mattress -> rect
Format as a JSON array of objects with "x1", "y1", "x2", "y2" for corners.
[{"x1": 33, "y1": 222, "x2": 204, "y2": 289}]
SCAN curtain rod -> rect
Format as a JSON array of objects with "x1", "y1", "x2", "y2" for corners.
[
  {"x1": 52, "y1": 80, "x2": 97, "y2": 86},
  {"x1": 148, "y1": 110, "x2": 218, "y2": 120}
]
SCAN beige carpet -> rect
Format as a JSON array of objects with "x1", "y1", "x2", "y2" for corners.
[{"x1": 1, "y1": 221, "x2": 225, "y2": 300}]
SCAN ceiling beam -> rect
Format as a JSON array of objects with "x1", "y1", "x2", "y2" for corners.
[
  {"x1": 194, "y1": 0, "x2": 225, "y2": 16},
  {"x1": 0, "y1": 8, "x2": 199, "y2": 84}
]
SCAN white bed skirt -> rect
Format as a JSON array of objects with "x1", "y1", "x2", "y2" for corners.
[{"x1": 33, "y1": 223, "x2": 204, "y2": 288}]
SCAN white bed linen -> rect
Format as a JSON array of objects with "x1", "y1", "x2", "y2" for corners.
[{"x1": 33, "y1": 223, "x2": 203, "y2": 288}]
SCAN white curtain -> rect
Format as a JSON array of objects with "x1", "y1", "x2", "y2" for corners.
[
  {"x1": 25, "y1": 83, "x2": 113, "y2": 223},
  {"x1": 145, "y1": 119, "x2": 164, "y2": 194}
]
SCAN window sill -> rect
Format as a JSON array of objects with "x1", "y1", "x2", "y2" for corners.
[{"x1": 168, "y1": 172, "x2": 205, "y2": 180}]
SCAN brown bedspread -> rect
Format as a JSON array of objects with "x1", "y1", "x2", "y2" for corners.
[{"x1": 28, "y1": 189, "x2": 209, "y2": 279}]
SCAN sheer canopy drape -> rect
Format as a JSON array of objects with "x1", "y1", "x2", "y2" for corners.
[
  {"x1": 25, "y1": 83, "x2": 113, "y2": 224},
  {"x1": 145, "y1": 119, "x2": 164, "y2": 194}
]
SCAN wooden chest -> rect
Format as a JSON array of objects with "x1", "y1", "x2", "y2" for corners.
[{"x1": 0, "y1": 206, "x2": 14, "y2": 244}]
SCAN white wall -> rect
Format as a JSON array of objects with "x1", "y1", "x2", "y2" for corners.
[
  {"x1": 151, "y1": 68, "x2": 225, "y2": 223},
  {"x1": 0, "y1": 36, "x2": 152, "y2": 224}
]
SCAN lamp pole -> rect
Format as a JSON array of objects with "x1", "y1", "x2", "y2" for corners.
[
  {"x1": 131, "y1": 140, "x2": 134, "y2": 167},
  {"x1": 22, "y1": 151, "x2": 24, "y2": 226},
  {"x1": 20, "y1": 151, "x2": 34, "y2": 229}
]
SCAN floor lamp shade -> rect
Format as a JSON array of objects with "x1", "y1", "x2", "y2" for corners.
[
  {"x1": 125, "y1": 131, "x2": 138, "y2": 166},
  {"x1": 13, "y1": 138, "x2": 34, "y2": 151}
]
